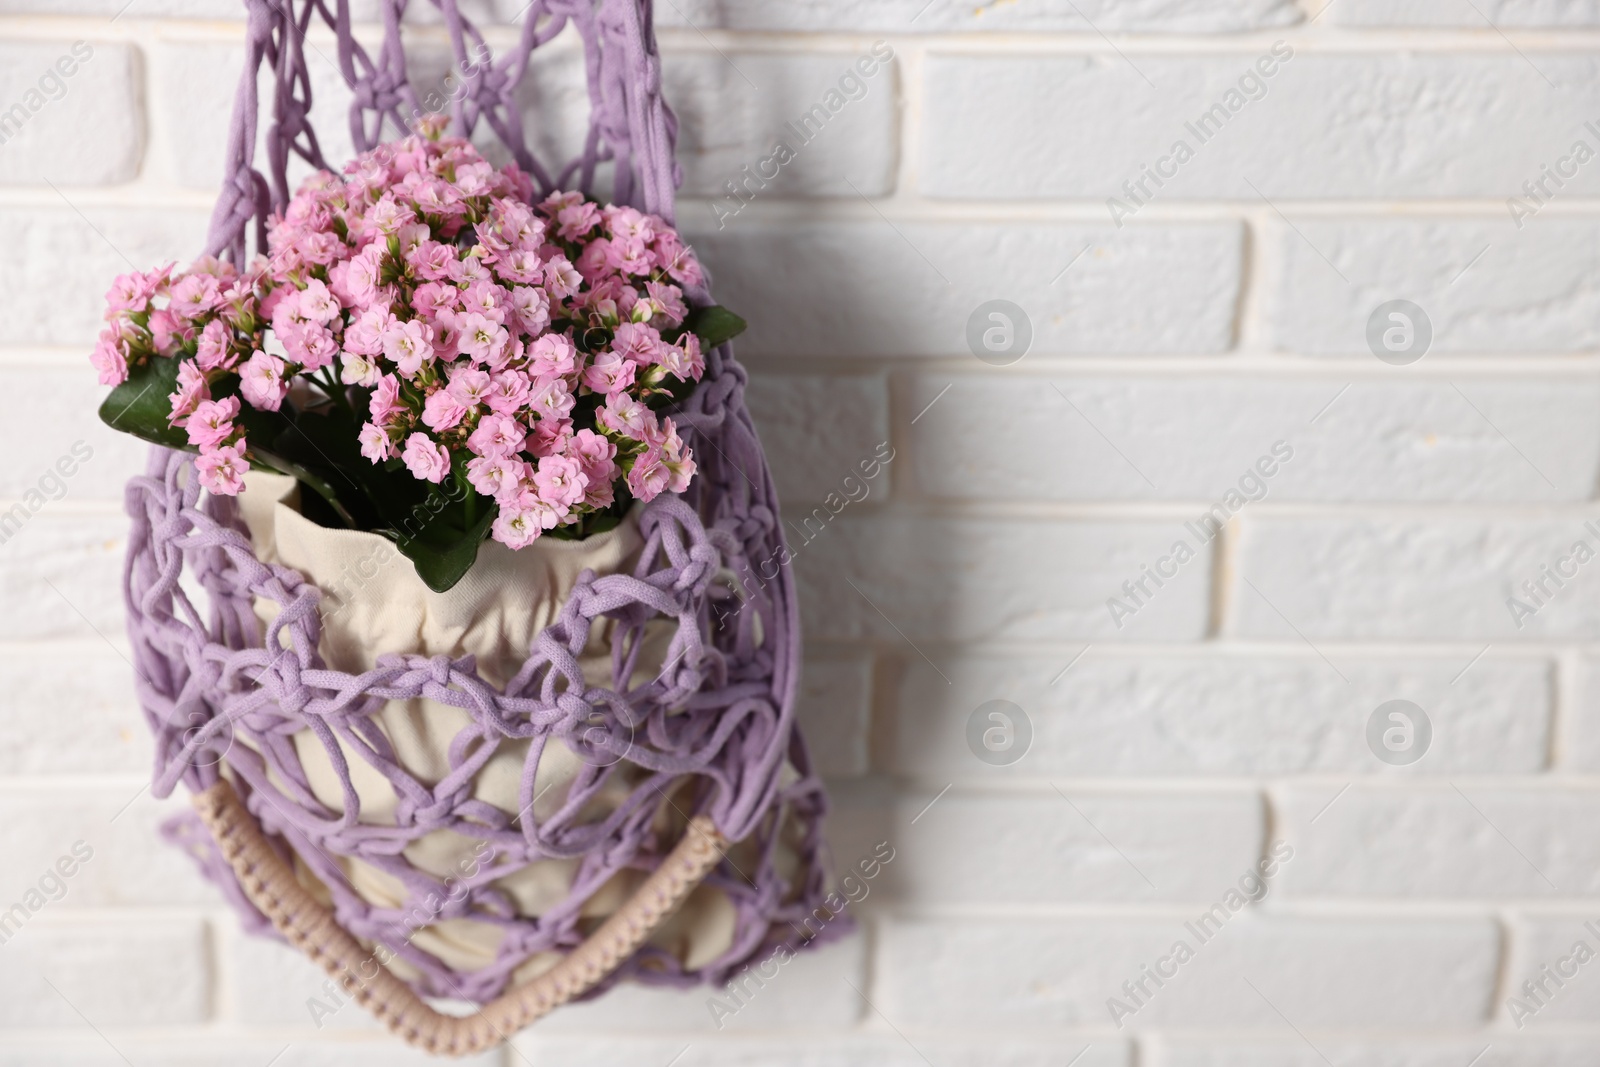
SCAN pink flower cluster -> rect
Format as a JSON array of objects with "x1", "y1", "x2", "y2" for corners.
[{"x1": 92, "y1": 119, "x2": 708, "y2": 547}]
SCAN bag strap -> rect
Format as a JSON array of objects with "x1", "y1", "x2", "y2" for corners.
[
  {"x1": 207, "y1": 0, "x2": 682, "y2": 262},
  {"x1": 193, "y1": 778, "x2": 727, "y2": 1054}
]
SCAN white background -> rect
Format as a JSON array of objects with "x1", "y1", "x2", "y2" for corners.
[{"x1": 0, "y1": 0, "x2": 1597, "y2": 1063}]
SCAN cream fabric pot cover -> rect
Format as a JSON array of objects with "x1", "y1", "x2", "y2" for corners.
[{"x1": 235, "y1": 471, "x2": 735, "y2": 983}]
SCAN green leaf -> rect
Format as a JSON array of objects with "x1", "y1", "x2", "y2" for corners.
[
  {"x1": 391, "y1": 496, "x2": 499, "y2": 593},
  {"x1": 98, "y1": 355, "x2": 190, "y2": 450},
  {"x1": 683, "y1": 305, "x2": 747, "y2": 350},
  {"x1": 248, "y1": 446, "x2": 358, "y2": 529}
]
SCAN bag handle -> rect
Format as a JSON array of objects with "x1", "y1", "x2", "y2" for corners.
[
  {"x1": 192, "y1": 778, "x2": 727, "y2": 1055},
  {"x1": 207, "y1": 0, "x2": 682, "y2": 262}
]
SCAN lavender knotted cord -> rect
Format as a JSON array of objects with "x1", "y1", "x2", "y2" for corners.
[{"x1": 127, "y1": 0, "x2": 840, "y2": 1003}]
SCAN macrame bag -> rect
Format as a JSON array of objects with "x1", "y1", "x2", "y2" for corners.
[{"x1": 123, "y1": 0, "x2": 839, "y2": 1054}]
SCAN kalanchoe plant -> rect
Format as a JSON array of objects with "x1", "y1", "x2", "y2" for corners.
[{"x1": 92, "y1": 116, "x2": 745, "y2": 591}]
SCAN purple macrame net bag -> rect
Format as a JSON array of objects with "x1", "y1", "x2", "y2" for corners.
[{"x1": 123, "y1": 0, "x2": 842, "y2": 1005}]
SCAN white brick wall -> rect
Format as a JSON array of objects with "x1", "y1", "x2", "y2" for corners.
[{"x1": 3, "y1": 2, "x2": 1598, "y2": 1063}]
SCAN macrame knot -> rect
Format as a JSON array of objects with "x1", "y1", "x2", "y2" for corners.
[
  {"x1": 424, "y1": 654, "x2": 455, "y2": 688},
  {"x1": 553, "y1": 690, "x2": 594, "y2": 731},
  {"x1": 269, "y1": 652, "x2": 312, "y2": 716}
]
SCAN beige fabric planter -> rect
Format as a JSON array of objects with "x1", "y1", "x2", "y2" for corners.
[{"x1": 235, "y1": 471, "x2": 735, "y2": 984}]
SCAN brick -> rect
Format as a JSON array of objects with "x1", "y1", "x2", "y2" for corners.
[
  {"x1": 1278, "y1": 786, "x2": 1600, "y2": 898},
  {"x1": 827, "y1": 783, "x2": 1263, "y2": 903},
  {"x1": 1271, "y1": 219, "x2": 1600, "y2": 356},
  {"x1": 0, "y1": 0, "x2": 247, "y2": 14},
  {"x1": 1234, "y1": 515, "x2": 1600, "y2": 641},
  {"x1": 0, "y1": 1038, "x2": 502, "y2": 1066},
  {"x1": 657, "y1": 0, "x2": 1296, "y2": 31},
  {"x1": 0, "y1": 650, "x2": 147, "y2": 775},
  {"x1": 1502, "y1": 911, "x2": 1600, "y2": 1027},
  {"x1": 922, "y1": 53, "x2": 1600, "y2": 201},
  {"x1": 686, "y1": 221, "x2": 1243, "y2": 356},
  {"x1": 0, "y1": 512, "x2": 125, "y2": 642},
  {"x1": 0, "y1": 366, "x2": 151, "y2": 504},
  {"x1": 1331, "y1": 0, "x2": 1600, "y2": 26},
  {"x1": 794, "y1": 514, "x2": 1213, "y2": 644},
  {"x1": 157, "y1": 39, "x2": 897, "y2": 200},
  {"x1": 1566, "y1": 654, "x2": 1600, "y2": 772},
  {"x1": 0, "y1": 917, "x2": 209, "y2": 1027},
  {"x1": 795, "y1": 649, "x2": 872, "y2": 777},
  {"x1": 746, "y1": 373, "x2": 891, "y2": 509},
  {"x1": 514, "y1": 1035, "x2": 1130, "y2": 1067},
  {"x1": 666, "y1": 52, "x2": 899, "y2": 202},
  {"x1": 535, "y1": 932, "x2": 864, "y2": 1033},
  {"x1": 0, "y1": 43, "x2": 141, "y2": 187},
  {"x1": 879, "y1": 915, "x2": 1498, "y2": 1029},
  {"x1": 890, "y1": 653, "x2": 1551, "y2": 776},
  {"x1": 0, "y1": 789, "x2": 219, "y2": 908},
  {"x1": 152, "y1": 40, "x2": 360, "y2": 192},
  {"x1": 905, "y1": 375, "x2": 1600, "y2": 503},
  {"x1": 226, "y1": 932, "x2": 387, "y2": 1031},
  {"x1": 1160, "y1": 1037, "x2": 1600, "y2": 1067},
  {"x1": 0, "y1": 206, "x2": 210, "y2": 347}
]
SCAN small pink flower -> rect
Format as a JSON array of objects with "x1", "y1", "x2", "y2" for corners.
[
  {"x1": 484, "y1": 370, "x2": 531, "y2": 416},
  {"x1": 595, "y1": 391, "x2": 652, "y2": 438},
  {"x1": 467, "y1": 454, "x2": 526, "y2": 500},
  {"x1": 196, "y1": 442, "x2": 249, "y2": 496},
  {"x1": 659, "y1": 418, "x2": 695, "y2": 493},
  {"x1": 543, "y1": 256, "x2": 581, "y2": 300},
  {"x1": 644, "y1": 280, "x2": 687, "y2": 328},
  {"x1": 358, "y1": 422, "x2": 394, "y2": 463},
  {"x1": 148, "y1": 308, "x2": 192, "y2": 356},
  {"x1": 526, "y1": 375, "x2": 575, "y2": 421},
  {"x1": 460, "y1": 280, "x2": 508, "y2": 322},
  {"x1": 345, "y1": 306, "x2": 394, "y2": 357},
  {"x1": 104, "y1": 270, "x2": 160, "y2": 316},
  {"x1": 282, "y1": 321, "x2": 339, "y2": 372},
  {"x1": 421, "y1": 388, "x2": 468, "y2": 432},
  {"x1": 407, "y1": 240, "x2": 457, "y2": 281},
  {"x1": 187, "y1": 396, "x2": 240, "y2": 449},
  {"x1": 382, "y1": 318, "x2": 436, "y2": 376},
  {"x1": 533, "y1": 454, "x2": 588, "y2": 509},
  {"x1": 607, "y1": 237, "x2": 653, "y2": 277},
  {"x1": 627, "y1": 449, "x2": 671, "y2": 502},
  {"x1": 412, "y1": 281, "x2": 459, "y2": 320},
  {"x1": 446, "y1": 365, "x2": 492, "y2": 406},
  {"x1": 401, "y1": 432, "x2": 451, "y2": 483},
  {"x1": 508, "y1": 285, "x2": 550, "y2": 336},
  {"x1": 495, "y1": 249, "x2": 543, "y2": 285},
  {"x1": 652, "y1": 232, "x2": 702, "y2": 286},
  {"x1": 341, "y1": 350, "x2": 382, "y2": 387},
  {"x1": 527, "y1": 333, "x2": 577, "y2": 379},
  {"x1": 167, "y1": 360, "x2": 209, "y2": 426},
  {"x1": 369, "y1": 374, "x2": 406, "y2": 427},
  {"x1": 456, "y1": 311, "x2": 510, "y2": 367},
  {"x1": 524, "y1": 417, "x2": 573, "y2": 458},
  {"x1": 491, "y1": 506, "x2": 545, "y2": 549},
  {"x1": 555, "y1": 201, "x2": 600, "y2": 241},
  {"x1": 449, "y1": 253, "x2": 491, "y2": 286},
  {"x1": 345, "y1": 245, "x2": 388, "y2": 307},
  {"x1": 540, "y1": 190, "x2": 584, "y2": 216},
  {"x1": 195, "y1": 319, "x2": 233, "y2": 371},
  {"x1": 240, "y1": 351, "x2": 289, "y2": 412},
  {"x1": 467, "y1": 413, "x2": 524, "y2": 459},
  {"x1": 581, "y1": 350, "x2": 635, "y2": 396},
  {"x1": 611, "y1": 322, "x2": 662, "y2": 366},
  {"x1": 568, "y1": 428, "x2": 618, "y2": 508},
  {"x1": 297, "y1": 278, "x2": 341, "y2": 323},
  {"x1": 168, "y1": 273, "x2": 221, "y2": 320},
  {"x1": 657, "y1": 333, "x2": 704, "y2": 381},
  {"x1": 91, "y1": 332, "x2": 130, "y2": 386}
]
